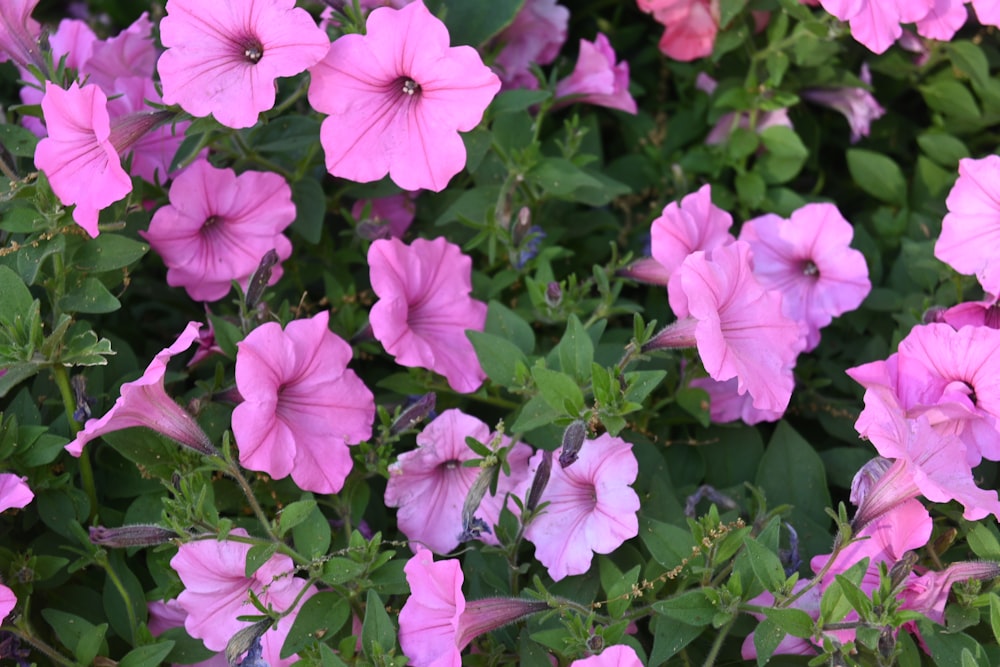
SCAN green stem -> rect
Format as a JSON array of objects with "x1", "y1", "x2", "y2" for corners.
[
  {"x1": 53, "y1": 365, "x2": 97, "y2": 521},
  {"x1": 2, "y1": 625, "x2": 76, "y2": 667},
  {"x1": 702, "y1": 617, "x2": 735, "y2": 667},
  {"x1": 227, "y1": 462, "x2": 282, "y2": 544}
]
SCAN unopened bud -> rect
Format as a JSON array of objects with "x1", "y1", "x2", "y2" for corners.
[
  {"x1": 525, "y1": 450, "x2": 552, "y2": 512},
  {"x1": 586, "y1": 634, "x2": 604, "y2": 653},
  {"x1": 511, "y1": 207, "x2": 532, "y2": 244},
  {"x1": 459, "y1": 466, "x2": 496, "y2": 542},
  {"x1": 245, "y1": 249, "x2": 279, "y2": 309},
  {"x1": 356, "y1": 220, "x2": 392, "y2": 241},
  {"x1": 71, "y1": 374, "x2": 95, "y2": 422},
  {"x1": 226, "y1": 621, "x2": 271, "y2": 667},
  {"x1": 89, "y1": 524, "x2": 177, "y2": 548},
  {"x1": 390, "y1": 393, "x2": 436, "y2": 435},
  {"x1": 558, "y1": 420, "x2": 587, "y2": 468},
  {"x1": 878, "y1": 626, "x2": 895, "y2": 662},
  {"x1": 888, "y1": 551, "x2": 919, "y2": 592},
  {"x1": 545, "y1": 282, "x2": 562, "y2": 308}
]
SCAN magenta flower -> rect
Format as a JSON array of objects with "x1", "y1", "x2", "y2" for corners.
[
  {"x1": 637, "y1": 0, "x2": 719, "y2": 61},
  {"x1": 490, "y1": 0, "x2": 569, "y2": 89},
  {"x1": 0, "y1": 0, "x2": 43, "y2": 71},
  {"x1": 384, "y1": 409, "x2": 534, "y2": 554},
  {"x1": 705, "y1": 108, "x2": 792, "y2": 145},
  {"x1": 801, "y1": 85, "x2": 885, "y2": 143},
  {"x1": 398, "y1": 547, "x2": 547, "y2": 667},
  {"x1": 689, "y1": 376, "x2": 784, "y2": 425},
  {"x1": 157, "y1": 0, "x2": 329, "y2": 129},
  {"x1": 913, "y1": 0, "x2": 967, "y2": 41},
  {"x1": 0, "y1": 585, "x2": 15, "y2": 623},
  {"x1": 972, "y1": 0, "x2": 1000, "y2": 26},
  {"x1": 83, "y1": 12, "x2": 158, "y2": 92},
  {"x1": 524, "y1": 434, "x2": 640, "y2": 581},
  {"x1": 170, "y1": 529, "x2": 317, "y2": 667},
  {"x1": 648, "y1": 242, "x2": 804, "y2": 413},
  {"x1": 618, "y1": 256, "x2": 672, "y2": 286},
  {"x1": 936, "y1": 156, "x2": 1000, "y2": 298},
  {"x1": 368, "y1": 237, "x2": 488, "y2": 393},
  {"x1": 650, "y1": 184, "x2": 734, "y2": 283},
  {"x1": 148, "y1": 599, "x2": 229, "y2": 667},
  {"x1": 555, "y1": 34, "x2": 636, "y2": 114},
  {"x1": 571, "y1": 645, "x2": 644, "y2": 667},
  {"x1": 308, "y1": 1, "x2": 501, "y2": 191},
  {"x1": 940, "y1": 299, "x2": 1000, "y2": 330},
  {"x1": 352, "y1": 191, "x2": 418, "y2": 240},
  {"x1": 233, "y1": 311, "x2": 375, "y2": 494},
  {"x1": 141, "y1": 159, "x2": 296, "y2": 302},
  {"x1": 0, "y1": 473, "x2": 33, "y2": 513},
  {"x1": 739, "y1": 203, "x2": 871, "y2": 351},
  {"x1": 816, "y1": 0, "x2": 934, "y2": 54},
  {"x1": 67, "y1": 322, "x2": 214, "y2": 457}
]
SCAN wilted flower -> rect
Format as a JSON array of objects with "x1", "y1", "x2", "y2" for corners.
[
  {"x1": 802, "y1": 84, "x2": 885, "y2": 143},
  {"x1": 352, "y1": 191, "x2": 418, "y2": 240},
  {"x1": 490, "y1": 0, "x2": 569, "y2": 89}
]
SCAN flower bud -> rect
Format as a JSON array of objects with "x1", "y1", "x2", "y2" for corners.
[
  {"x1": 525, "y1": 449, "x2": 552, "y2": 512},
  {"x1": 390, "y1": 393, "x2": 436, "y2": 435},
  {"x1": 245, "y1": 249, "x2": 279, "y2": 310},
  {"x1": 558, "y1": 420, "x2": 587, "y2": 468},
  {"x1": 545, "y1": 282, "x2": 562, "y2": 308},
  {"x1": 89, "y1": 524, "x2": 178, "y2": 548}
]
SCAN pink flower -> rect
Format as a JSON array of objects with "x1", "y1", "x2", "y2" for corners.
[
  {"x1": 233, "y1": 311, "x2": 375, "y2": 494},
  {"x1": 848, "y1": 323, "x2": 1000, "y2": 464},
  {"x1": 901, "y1": 561, "x2": 1000, "y2": 625},
  {"x1": 801, "y1": 85, "x2": 885, "y2": 143},
  {"x1": 490, "y1": 0, "x2": 569, "y2": 89},
  {"x1": 689, "y1": 376, "x2": 784, "y2": 425},
  {"x1": 352, "y1": 191, "x2": 418, "y2": 240},
  {"x1": 384, "y1": 409, "x2": 534, "y2": 554},
  {"x1": 571, "y1": 645, "x2": 644, "y2": 667},
  {"x1": 936, "y1": 156, "x2": 1000, "y2": 298},
  {"x1": 157, "y1": 0, "x2": 329, "y2": 129},
  {"x1": 739, "y1": 203, "x2": 871, "y2": 351},
  {"x1": 67, "y1": 322, "x2": 214, "y2": 457},
  {"x1": 170, "y1": 530, "x2": 317, "y2": 667},
  {"x1": 704, "y1": 108, "x2": 793, "y2": 145},
  {"x1": 307, "y1": 1, "x2": 501, "y2": 191},
  {"x1": 83, "y1": 12, "x2": 158, "y2": 92},
  {"x1": 0, "y1": 0, "x2": 43, "y2": 71},
  {"x1": 148, "y1": 599, "x2": 229, "y2": 667},
  {"x1": 524, "y1": 434, "x2": 640, "y2": 581},
  {"x1": 914, "y1": 0, "x2": 967, "y2": 41},
  {"x1": 637, "y1": 0, "x2": 720, "y2": 61},
  {"x1": 555, "y1": 34, "x2": 637, "y2": 114},
  {"x1": 399, "y1": 547, "x2": 547, "y2": 667},
  {"x1": 650, "y1": 184, "x2": 734, "y2": 283},
  {"x1": 816, "y1": 0, "x2": 934, "y2": 54},
  {"x1": 141, "y1": 159, "x2": 296, "y2": 302},
  {"x1": 0, "y1": 473, "x2": 33, "y2": 512},
  {"x1": 940, "y1": 299, "x2": 1000, "y2": 330},
  {"x1": 972, "y1": 0, "x2": 1000, "y2": 26},
  {"x1": 0, "y1": 585, "x2": 15, "y2": 623},
  {"x1": 618, "y1": 256, "x2": 672, "y2": 286},
  {"x1": 647, "y1": 242, "x2": 804, "y2": 413},
  {"x1": 368, "y1": 237, "x2": 488, "y2": 393}
]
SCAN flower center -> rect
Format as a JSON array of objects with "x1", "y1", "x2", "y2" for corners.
[
  {"x1": 444, "y1": 460, "x2": 459, "y2": 470},
  {"x1": 802, "y1": 260, "x2": 819, "y2": 277},
  {"x1": 986, "y1": 304, "x2": 1000, "y2": 330},
  {"x1": 204, "y1": 215, "x2": 220, "y2": 228},
  {"x1": 241, "y1": 37, "x2": 264, "y2": 64},
  {"x1": 401, "y1": 78, "x2": 420, "y2": 96}
]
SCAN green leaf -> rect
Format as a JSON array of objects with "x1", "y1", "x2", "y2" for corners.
[
  {"x1": 0, "y1": 123, "x2": 40, "y2": 157},
  {"x1": 36, "y1": 488, "x2": 91, "y2": 540},
  {"x1": 321, "y1": 557, "x2": 367, "y2": 586},
  {"x1": 57, "y1": 323, "x2": 115, "y2": 367},
  {"x1": 281, "y1": 592, "x2": 351, "y2": 658},
  {"x1": 491, "y1": 89, "x2": 551, "y2": 115},
  {"x1": 361, "y1": 590, "x2": 396, "y2": 660},
  {"x1": 919, "y1": 79, "x2": 981, "y2": 123},
  {"x1": 0, "y1": 205, "x2": 45, "y2": 233},
  {"x1": 426, "y1": 0, "x2": 524, "y2": 45},
  {"x1": 764, "y1": 607, "x2": 813, "y2": 638},
  {"x1": 743, "y1": 536, "x2": 786, "y2": 593},
  {"x1": 834, "y1": 573, "x2": 872, "y2": 617},
  {"x1": 292, "y1": 504, "x2": 332, "y2": 558},
  {"x1": 966, "y1": 524, "x2": 1000, "y2": 559},
  {"x1": 531, "y1": 366, "x2": 585, "y2": 416},
  {"x1": 526, "y1": 157, "x2": 605, "y2": 198},
  {"x1": 58, "y1": 277, "x2": 121, "y2": 314},
  {"x1": 245, "y1": 542, "x2": 279, "y2": 578},
  {"x1": 735, "y1": 170, "x2": 766, "y2": 208},
  {"x1": 277, "y1": 499, "x2": 318, "y2": 537},
  {"x1": 207, "y1": 313, "x2": 243, "y2": 358},
  {"x1": 599, "y1": 560, "x2": 640, "y2": 619},
  {"x1": 989, "y1": 594, "x2": 1000, "y2": 647},
  {"x1": 252, "y1": 116, "x2": 322, "y2": 154},
  {"x1": 917, "y1": 619, "x2": 991, "y2": 667},
  {"x1": 42, "y1": 609, "x2": 107, "y2": 666},
  {"x1": 752, "y1": 617, "x2": 786, "y2": 666},
  {"x1": 675, "y1": 386, "x2": 711, "y2": 427},
  {"x1": 468, "y1": 330, "x2": 529, "y2": 387},
  {"x1": 72, "y1": 234, "x2": 149, "y2": 272},
  {"x1": 641, "y1": 516, "x2": 696, "y2": 570},
  {"x1": 550, "y1": 315, "x2": 594, "y2": 383},
  {"x1": 291, "y1": 178, "x2": 326, "y2": 245},
  {"x1": 649, "y1": 616, "x2": 703, "y2": 665},
  {"x1": 510, "y1": 394, "x2": 561, "y2": 433},
  {"x1": 0, "y1": 265, "x2": 33, "y2": 327},
  {"x1": 718, "y1": 0, "x2": 749, "y2": 27},
  {"x1": 917, "y1": 133, "x2": 970, "y2": 167},
  {"x1": 653, "y1": 590, "x2": 716, "y2": 627},
  {"x1": 846, "y1": 148, "x2": 907, "y2": 206},
  {"x1": 756, "y1": 126, "x2": 808, "y2": 184},
  {"x1": 484, "y1": 301, "x2": 535, "y2": 355},
  {"x1": 624, "y1": 370, "x2": 666, "y2": 404},
  {"x1": 15, "y1": 232, "x2": 65, "y2": 284},
  {"x1": 118, "y1": 641, "x2": 176, "y2": 667}
]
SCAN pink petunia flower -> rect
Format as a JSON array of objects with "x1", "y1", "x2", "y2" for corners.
[
  {"x1": 157, "y1": 0, "x2": 329, "y2": 129},
  {"x1": 972, "y1": 0, "x2": 1000, "y2": 26},
  {"x1": 650, "y1": 184, "x2": 734, "y2": 284},
  {"x1": 940, "y1": 299, "x2": 1000, "y2": 330},
  {"x1": 524, "y1": 434, "x2": 640, "y2": 581},
  {"x1": 914, "y1": 0, "x2": 967, "y2": 40},
  {"x1": 233, "y1": 311, "x2": 375, "y2": 494},
  {"x1": 490, "y1": 0, "x2": 569, "y2": 89},
  {"x1": 571, "y1": 645, "x2": 644, "y2": 667},
  {"x1": 704, "y1": 107, "x2": 793, "y2": 145},
  {"x1": 935, "y1": 155, "x2": 1000, "y2": 298},
  {"x1": 689, "y1": 376, "x2": 785, "y2": 425},
  {"x1": 368, "y1": 237, "x2": 488, "y2": 393},
  {"x1": 0, "y1": 0, "x2": 43, "y2": 71},
  {"x1": 816, "y1": 0, "x2": 935, "y2": 54},
  {"x1": 170, "y1": 530, "x2": 317, "y2": 667},
  {"x1": 647, "y1": 241, "x2": 805, "y2": 413},
  {"x1": 66, "y1": 322, "x2": 214, "y2": 457},
  {"x1": 0, "y1": 585, "x2": 15, "y2": 623},
  {"x1": 148, "y1": 599, "x2": 229, "y2": 667},
  {"x1": 308, "y1": 1, "x2": 501, "y2": 191},
  {"x1": 352, "y1": 191, "x2": 418, "y2": 240},
  {"x1": 141, "y1": 159, "x2": 296, "y2": 302},
  {"x1": 738, "y1": 203, "x2": 871, "y2": 351},
  {"x1": 398, "y1": 546, "x2": 547, "y2": 667},
  {"x1": 555, "y1": 33, "x2": 636, "y2": 114},
  {"x1": 0, "y1": 473, "x2": 33, "y2": 513},
  {"x1": 637, "y1": 0, "x2": 720, "y2": 61},
  {"x1": 83, "y1": 12, "x2": 158, "y2": 91},
  {"x1": 801, "y1": 85, "x2": 885, "y2": 143},
  {"x1": 384, "y1": 409, "x2": 534, "y2": 554}
]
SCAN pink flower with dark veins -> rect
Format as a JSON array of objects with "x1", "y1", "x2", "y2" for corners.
[
  {"x1": 368, "y1": 237, "x2": 488, "y2": 393},
  {"x1": 308, "y1": 1, "x2": 501, "y2": 191},
  {"x1": 0, "y1": 0, "x2": 43, "y2": 71},
  {"x1": 157, "y1": 0, "x2": 330, "y2": 129},
  {"x1": 555, "y1": 33, "x2": 637, "y2": 114}
]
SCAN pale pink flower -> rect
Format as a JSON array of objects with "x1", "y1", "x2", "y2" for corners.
[
  {"x1": 571, "y1": 645, "x2": 643, "y2": 667},
  {"x1": 368, "y1": 237, "x2": 488, "y2": 393},
  {"x1": 83, "y1": 12, "x2": 158, "y2": 91},
  {"x1": 914, "y1": 0, "x2": 967, "y2": 40},
  {"x1": 233, "y1": 311, "x2": 375, "y2": 494},
  {"x1": 940, "y1": 299, "x2": 1000, "y2": 330},
  {"x1": 816, "y1": 0, "x2": 934, "y2": 54},
  {"x1": 650, "y1": 184, "x2": 734, "y2": 282},
  {"x1": 491, "y1": 0, "x2": 569, "y2": 89},
  {"x1": 0, "y1": 585, "x2": 15, "y2": 623},
  {"x1": 618, "y1": 256, "x2": 672, "y2": 286},
  {"x1": 689, "y1": 376, "x2": 784, "y2": 425},
  {"x1": 739, "y1": 203, "x2": 871, "y2": 351},
  {"x1": 524, "y1": 434, "x2": 640, "y2": 581},
  {"x1": 936, "y1": 155, "x2": 1000, "y2": 298},
  {"x1": 170, "y1": 529, "x2": 317, "y2": 667},
  {"x1": 704, "y1": 108, "x2": 793, "y2": 145},
  {"x1": 308, "y1": 1, "x2": 501, "y2": 191},
  {"x1": 555, "y1": 34, "x2": 637, "y2": 114},
  {"x1": 647, "y1": 242, "x2": 804, "y2": 413},
  {"x1": 637, "y1": 0, "x2": 720, "y2": 61},
  {"x1": 0, "y1": 473, "x2": 33, "y2": 512},
  {"x1": 67, "y1": 322, "x2": 214, "y2": 457},
  {"x1": 972, "y1": 0, "x2": 1000, "y2": 26},
  {"x1": 157, "y1": 0, "x2": 330, "y2": 129},
  {"x1": 399, "y1": 546, "x2": 547, "y2": 667},
  {"x1": 148, "y1": 599, "x2": 229, "y2": 667},
  {"x1": 847, "y1": 323, "x2": 1000, "y2": 463},
  {"x1": 141, "y1": 159, "x2": 296, "y2": 302},
  {"x1": 384, "y1": 409, "x2": 534, "y2": 554},
  {"x1": 0, "y1": 0, "x2": 43, "y2": 71},
  {"x1": 352, "y1": 191, "x2": 418, "y2": 240},
  {"x1": 801, "y1": 85, "x2": 885, "y2": 143}
]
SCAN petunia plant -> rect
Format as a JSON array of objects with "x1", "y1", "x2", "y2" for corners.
[{"x1": 2, "y1": 0, "x2": 1000, "y2": 666}]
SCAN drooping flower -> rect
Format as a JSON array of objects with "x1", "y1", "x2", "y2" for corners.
[
  {"x1": 384, "y1": 409, "x2": 534, "y2": 554},
  {"x1": 308, "y1": 1, "x2": 501, "y2": 191},
  {"x1": 689, "y1": 375, "x2": 785, "y2": 425},
  {"x1": 801, "y1": 84, "x2": 885, "y2": 143},
  {"x1": 571, "y1": 645, "x2": 644, "y2": 667},
  {"x1": 739, "y1": 203, "x2": 871, "y2": 351},
  {"x1": 935, "y1": 155, "x2": 1000, "y2": 298},
  {"x1": 148, "y1": 599, "x2": 229, "y2": 667},
  {"x1": 233, "y1": 311, "x2": 375, "y2": 494},
  {"x1": 368, "y1": 237, "x2": 488, "y2": 393},
  {"x1": 0, "y1": 473, "x2": 33, "y2": 513},
  {"x1": 490, "y1": 0, "x2": 569, "y2": 89},
  {"x1": 637, "y1": 0, "x2": 720, "y2": 61},
  {"x1": 157, "y1": 0, "x2": 330, "y2": 129},
  {"x1": 0, "y1": 0, "x2": 43, "y2": 71},
  {"x1": 66, "y1": 321, "x2": 215, "y2": 457},
  {"x1": 555, "y1": 34, "x2": 637, "y2": 114},
  {"x1": 170, "y1": 530, "x2": 317, "y2": 667},
  {"x1": 352, "y1": 191, "x2": 418, "y2": 240},
  {"x1": 141, "y1": 159, "x2": 296, "y2": 302},
  {"x1": 650, "y1": 184, "x2": 734, "y2": 282},
  {"x1": 524, "y1": 434, "x2": 640, "y2": 581},
  {"x1": 646, "y1": 241, "x2": 804, "y2": 413},
  {"x1": 398, "y1": 547, "x2": 547, "y2": 667}
]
